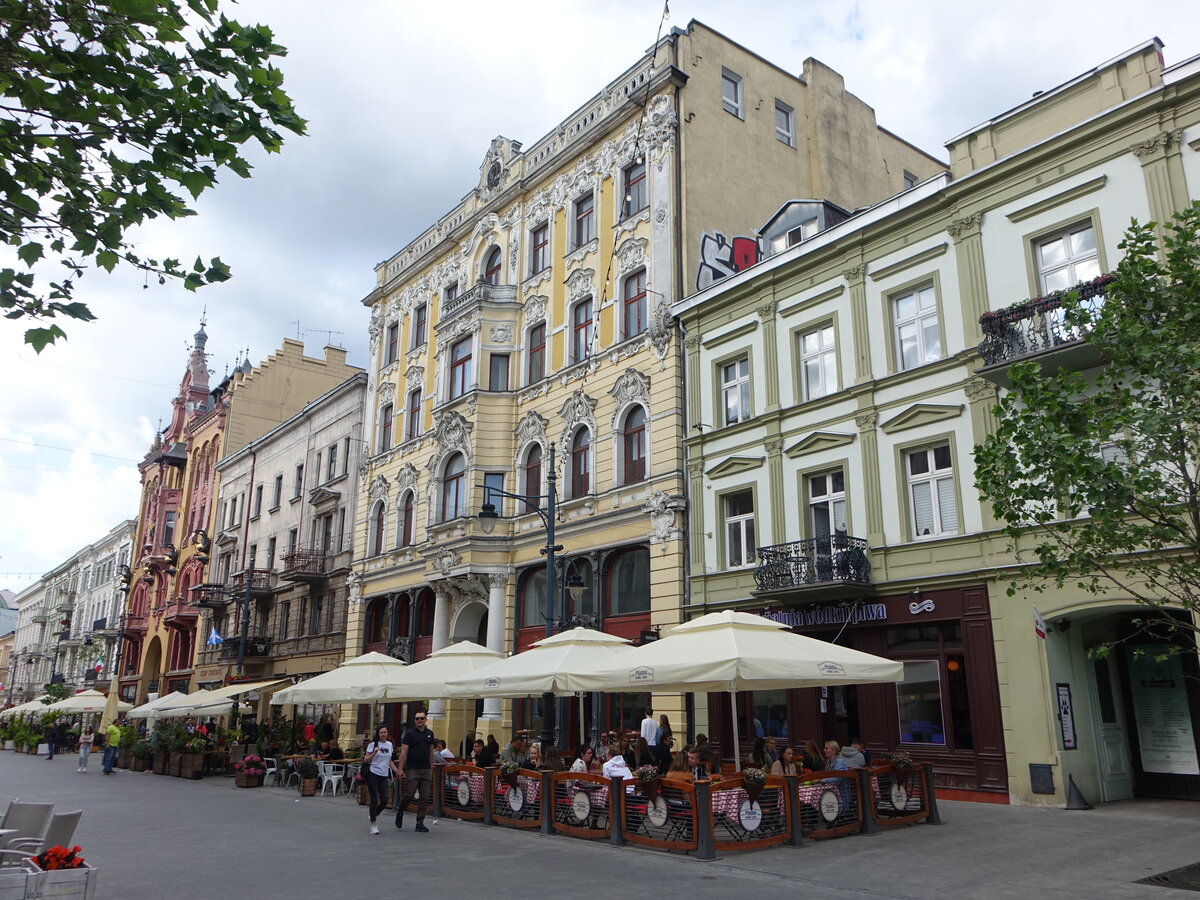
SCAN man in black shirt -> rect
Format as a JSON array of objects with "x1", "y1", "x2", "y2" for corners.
[{"x1": 394, "y1": 712, "x2": 436, "y2": 832}]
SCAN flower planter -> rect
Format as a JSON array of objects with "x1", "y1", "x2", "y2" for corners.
[
  {"x1": 0, "y1": 860, "x2": 97, "y2": 900},
  {"x1": 2, "y1": 741, "x2": 12, "y2": 751},
  {"x1": 116, "y1": 749, "x2": 130, "y2": 770},
  {"x1": 744, "y1": 780, "x2": 764, "y2": 804},
  {"x1": 235, "y1": 772, "x2": 263, "y2": 788},
  {"x1": 499, "y1": 771, "x2": 519, "y2": 789},
  {"x1": 299, "y1": 778, "x2": 317, "y2": 797},
  {"x1": 637, "y1": 777, "x2": 660, "y2": 802},
  {"x1": 893, "y1": 768, "x2": 912, "y2": 787},
  {"x1": 152, "y1": 751, "x2": 168, "y2": 775},
  {"x1": 180, "y1": 753, "x2": 204, "y2": 780}
]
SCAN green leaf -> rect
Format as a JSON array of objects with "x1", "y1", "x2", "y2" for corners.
[
  {"x1": 17, "y1": 242, "x2": 43, "y2": 266},
  {"x1": 25, "y1": 325, "x2": 66, "y2": 353}
]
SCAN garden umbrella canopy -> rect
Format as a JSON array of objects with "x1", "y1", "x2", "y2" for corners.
[
  {"x1": 158, "y1": 689, "x2": 223, "y2": 714},
  {"x1": 127, "y1": 691, "x2": 186, "y2": 719},
  {"x1": 0, "y1": 697, "x2": 53, "y2": 718},
  {"x1": 269, "y1": 651, "x2": 408, "y2": 705},
  {"x1": 442, "y1": 628, "x2": 633, "y2": 698},
  {"x1": 45, "y1": 689, "x2": 132, "y2": 714},
  {"x1": 376, "y1": 641, "x2": 502, "y2": 701},
  {"x1": 203, "y1": 679, "x2": 287, "y2": 701}
]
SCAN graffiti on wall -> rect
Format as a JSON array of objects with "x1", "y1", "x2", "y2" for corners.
[{"x1": 696, "y1": 231, "x2": 762, "y2": 291}]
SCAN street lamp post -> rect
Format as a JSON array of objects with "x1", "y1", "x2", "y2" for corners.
[{"x1": 477, "y1": 442, "x2": 584, "y2": 752}]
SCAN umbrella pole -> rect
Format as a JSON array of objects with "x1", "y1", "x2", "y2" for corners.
[
  {"x1": 729, "y1": 689, "x2": 741, "y2": 773},
  {"x1": 578, "y1": 693, "x2": 585, "y2": 748}
]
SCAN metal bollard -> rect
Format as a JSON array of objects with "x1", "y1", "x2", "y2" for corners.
[
  {"x1": 432, "y1": 768, "x2": 444, "y2": 819},
  {"x1": 922, "y1": 764, "x2": 943, "y2": 825},
  {"x1": 858, "y1": 769, "x2": 877, "y2": 835},
  {"x1": 483, "y1": 766, "x2": 495, "y2": 827},
  {"x1": 540, "y1": 770, "x2": 554, "y2": 836},
  {"x1": 694, "y1": 779, "x2": 716, "y2": 861},
  {"x1": 783, "y1": 774, "x2": 804, "y2": 848},
  {"x1": 608, "y1": 776, "x2": 626, "y2": 846}
]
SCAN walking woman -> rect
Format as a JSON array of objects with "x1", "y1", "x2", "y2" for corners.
[
  {"x1": 77, "y1": 725, "x2": 95, "y2": 773},
  {"x1": 363, "y1": 725, "x2": 394, "y2": 835}
]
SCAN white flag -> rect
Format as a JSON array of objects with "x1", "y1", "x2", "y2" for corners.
[
  {"x1": 1033, "y1": 606, "x2": 1046, "y2": 641},
  {"x1": 207, "y1": 625, "x2": 223, "y2": 646}
]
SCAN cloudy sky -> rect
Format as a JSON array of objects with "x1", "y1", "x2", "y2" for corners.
[{"x1": 1, "y1": 0, "x2": 1196, "y2": 592}]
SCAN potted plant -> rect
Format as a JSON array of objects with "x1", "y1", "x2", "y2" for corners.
[
  {"x1": 498, "y1": 759, "x2": 520, "y2": 789},
  {"x1": 117, "y1": 725, "x2": 136, "y2": 769},
  {"x1": 297, "y1": 756, "x2": 319, "y2": 796},
  {"x1": 634, "y1": 764, "x2": 661, "y2": 801},
  {"x1": 881, "y1": 751, "x2": 915, "y2": 785},
  {"x1": 132, "y1": 738, "x2": 152, "y2": 772},
  {"x1": 741, "y1": 766, "x2": 768, "y2": 804},
  {"x1": 234, "y1": 754, "x2": 266, "y2": 787},
  {"x1": 0, "y1": 843, "x2": 99, "y2": 899},
  {"x1": 180, "y1": 737, "x2": 207, "y2": 779}
]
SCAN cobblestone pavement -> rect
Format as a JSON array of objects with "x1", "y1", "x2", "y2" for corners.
[{"x1": 2, "y1": 751, "x2": 1197, "y2": 899}]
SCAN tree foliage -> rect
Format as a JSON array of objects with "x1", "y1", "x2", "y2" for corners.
[
  {"x1": 974, "y1": 203, "x2": 1200, "y2": 648},
  {"x1": 0, "y1": 0, "x2": 306, "y2": 351}
]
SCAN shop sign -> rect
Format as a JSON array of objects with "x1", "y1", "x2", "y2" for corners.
[
  {"x1": 571, "y1": 791, "x2": 592, "y2": 822},
  {"x1": 818, "y1": 789, "x2": 842, "y2": 822},
  {"x1": 1127, "y1": 647, "x2": 1200, "y2": 776},
  {"x1": 457, "y1": 780, "x2": 472, "y2": 806},
  {"x1": 738, "y1": 799, "x2": 763, "y2": 831},
  {"x1": 646, "y1": 797, "x2": 669, "y2": 827},
  {"x1": 506, "y1": 786, "x2": 525, "y2": 812},
  {"x1": 760, "y1": 603, "x2": 888, "y2": 629},
  {"x1": 1056, "y1": 683, "x2": 1077, "y2": 750}
]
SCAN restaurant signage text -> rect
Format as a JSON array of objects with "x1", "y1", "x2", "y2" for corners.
[{"x1": 760, "y1": 603, "x2": 888, "y2": 629}]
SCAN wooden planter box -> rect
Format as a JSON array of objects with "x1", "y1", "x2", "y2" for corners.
[
  {"x1": 152, "y1": 751, "x2": 167, "y2": 775},
  {"x1": 169, "y1": 753, "x2": 185, "y2": 777},
  {"x1": 299, "y1": 777, "x2": 318, "y2": 796},
  {"x1": 179, "y1": 753, "x2": 204, "y2": 780},
  {"x1": 116, "y1": 749, "x2": 130, "y2": 770},
  {"x1": 357, "y1": 783, "x2": 368, "y2": 805},
  {"x1": 234, "y1": 772, "x2": 264, "y2": 788},
  {"x1": 0, "y1": 861, "x2": 97, "y2": 900}
]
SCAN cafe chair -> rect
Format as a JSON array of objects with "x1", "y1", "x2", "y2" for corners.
[
  {"x1": 262, "y1": 757, "x2": 280, "y2": 787},
  {"x1": 7, "y1": 809, "x2": 82, "y2": 858},
  {"x1": 0, "y1": 802, "x2": 54, "y2": 853},
  {"x1": 319, "y1": 763, "x2": 346, "y2": 796}
]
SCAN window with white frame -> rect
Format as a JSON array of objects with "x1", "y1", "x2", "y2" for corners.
[
  {"x1": 721, "y1": 357, "x2": 750, "y2": 425},
  {"x1": 724, "y1": 489, "x2": 756, "y2": 568},
  {"x1": 530, "y1": 222, "x2": 549, "y2": 275},
  {"x1": 809, "y1": 470, "x2": 846, "y2": 538},
  {"x1": 573, "y1": 192, "x2": 595, "y2": 248},
  {"x1": 527, "y1": 323, "x2": 546, "y2": 383},
  {"x1": 412, "y1": 303, "x2": 427, "y2": 348},
  {"x1": 483, "y1": 246, "x2": 502, "y2": 285},
  {"x1": 398, "y1": 491, "x2": 414, "y2": 547},
  {"x1": 621, "y1": 406, "x2": 647, "y2": 484},
  {"x1": 622, "y1": 269, "x2": 646, "y2": 340},
  {"x1": 378, "y1": 403, "x2": 394, "y2": 453},
  {"x1": 799, "y1": 324, "x2": 837, "y2": 400},
  {"x1": 386, "y1": 322, "x2": 399, "y2": 365},
  {"x1": 523, "y1": 444, "x2": 542, "y2": 505},
  {"x1": 440, "y1": 453, "x2": 466, "y2": 522},
  {"x1": 483, "y1": 472, "x2": 505, "y2": 516},
  {"x1": 623, "y1": 161, "x2": 647, "y2": 218},
  {"x1": 570, "y1": 428, "x2": 591, "y2": 497},
  {"x1": 775, "y1": 100, "x2": 794, "y2": 146},
  {"x1": 906, "y1": 444, "x2": 958, "y2": 538},
  {"x1": 370, "y1": 500, "x2": 386, "y2": 556},
  {"x1": 721, "y1": 68, "x2": 743, "y2": 118},
  {"x1": 449, "y1": 336, "x2": 473, "y2": 399},
  {"x1": 443, "y1": 282, "x2": 458, "y2": 307},
  {"x1": 893, "y1": 284, "x2": 941, "y2": 371},
  {"x1": 571, "y1": 298, "x2": 593, "y2": 363},
  {"x1": 326, "y1": 443, "x2": 337, "y2": 481},
  {"x1": 1036, "y1": 222, "x2": 1100, "y2": 293},
  {"x1": 405, "y1": 388, "x2": 422, "y2": 441}
]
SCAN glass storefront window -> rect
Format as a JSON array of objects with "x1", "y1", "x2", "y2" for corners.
[
  {"x1": 751, "y1": 689, "x2": 789, "y2": 740},
  {"x1": 897, "y1": 660, "x2": 947, "y2": 745},
  {"x1": 607, "y1": 692, "x2": 649, "y2": 735}
]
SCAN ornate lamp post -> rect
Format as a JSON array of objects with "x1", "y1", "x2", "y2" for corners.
[{"x1": 477, "y1": 442, "x2": 585, "y2": 751}]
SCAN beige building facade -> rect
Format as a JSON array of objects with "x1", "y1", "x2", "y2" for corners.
[{"x1": 677, "y1": 40, "x2": 1200, "y2": 805}]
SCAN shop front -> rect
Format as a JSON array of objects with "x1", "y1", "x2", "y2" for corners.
[{"x1": 704, "y1": 584, "x2": 1006, "y2": 799}]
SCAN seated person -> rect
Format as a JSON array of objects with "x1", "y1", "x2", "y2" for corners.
[
  {"x1": 663, "y1": 750, "x2": 693, "y2": 783},
  {"x1": 601, "y1": 749, "x2": 636, "y2": 794},
  {"x1": 473, "y1": 738, "x2": 495, "y2": 768},
  {"x1": 326, "y1": 742, "x2": 343, "y2": 760},
  {"x1": 570, "y1": 745, "x2": 595, "y2": 774},
  {"x1": 840, "y1": 740, "x2": 866, "y2": 768},
  {"x1": 541, "y1": 746, "x2": 565, "y2": 772},
  {"x1": 316, "y1": 741, "x2": 334, "y2": 759},
  {"x1": 770, "y1": 745, "x2": 799, "y2": 777}
]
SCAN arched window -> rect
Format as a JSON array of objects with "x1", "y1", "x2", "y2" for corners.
[
  {"x1": 484, "y1": 246, "x2": 502, "y2": 285},
  {"x1": 621, "y1": 406, "x2": 647, "y2": 484},
  {"x1": 415, "y1": 588, "x2": 435, "y2": 637},
  {"x1": 527, "y1": 323, "x2": 546, "y2": 383},
  {"x1": 365, "y1": 598, "x2": 387, "y2": 645},
  {"x1": 606, "y1": 547, "x2": 650, "y2": 615},
  {"x1": 441, "y1": 453, "x2": 466, "y2": 522},
  {"x1": 398, "y1": 491, "x2": 414, "y2": 547},
  {"x1": 571, "y1": 298, "x2": 593, "y2": 363},
  {"x1": 570, "y1": 429, "x2": 590, "y2": 497},
  {"x1": 622, "y1": 269, "x2": 647, "y2": 339},
  {"x1": 370, "y1": 500, "x2": 386, "y2": 556},
  {"x1": 524, "y1": 444, "x2": 542, "y2": 505},
  {"x1": 518, "y1": 567, "x2": 547, "y2": 628}
]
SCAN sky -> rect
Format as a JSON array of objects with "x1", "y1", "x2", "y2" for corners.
[{"x1": 1, "y1": 0, "x2": 1197, "y2": 592}]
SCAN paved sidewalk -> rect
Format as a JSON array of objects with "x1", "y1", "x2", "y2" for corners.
[{"x1": 1, "y1": 750, "x2": 1196, "y2": 898}]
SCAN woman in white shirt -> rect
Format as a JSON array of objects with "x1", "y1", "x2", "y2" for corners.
[
  {"x1": 601, "y1": 747, "x2": 635, "y2": 793},
  {"x1": 570, "y1": 745, "x2": 595, "y2": 774},
  {"x1": 363, "y1": 726, "x2": 394, "y2": 834},
  {"x1": 77, "y1": 726, "x2": 95, "y2": 773}
]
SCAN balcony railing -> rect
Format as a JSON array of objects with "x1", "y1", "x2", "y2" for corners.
[
  {"x1": 229, "y1": 568, "x2": 276, "y2": 595},
  {"x1": 279, "y1": 546, "x2": 329, "y2": 582},
  {"x1": 190, "y1": 583, "x2": 231, "y2": 609},
  {"x1": 754, "y1": 534, "x2": 871, "y2": 592},
  {"x1": 217, "y1": 637, "x2": 271, "y2": 660},
  {"x1": 978, "y1": 275, "x2": 1112, "y2": 368},
  {"x1": 442, "y1": 281, "x2": 517, "y2": 319}
]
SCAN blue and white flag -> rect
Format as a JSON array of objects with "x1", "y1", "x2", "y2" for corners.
[{"x1": 207, "y1": 625, "x2": 223, "y2": 646}]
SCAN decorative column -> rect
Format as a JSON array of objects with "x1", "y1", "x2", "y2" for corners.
[
  {"x1": 482, "y1": 573, "x2": 507, "y2": 720},
  {"x1": 842, "y1": 263, "x2": 872, "y2": 384},
  {"x1": 855, "y1": 411, "x2": 885, "y2": 551},
  {"x1": 948, "y1": 211, "x2": 988, "y2": 348},
  {"x1": 756, "y1": 300, "x2": 780, "y2": 412},
  {"x1": 428, "y1": 584, "x2": 451, "y2": 719},
  {"x1": 765, "y1": 436, "x2": 785, "y2": 544},
  {"x1": 1131, "y1": 129, "x2": 1187, "y2": 253},
  {"x1": 965, "y1": 378, "x2": 1002, "y2": 531}
]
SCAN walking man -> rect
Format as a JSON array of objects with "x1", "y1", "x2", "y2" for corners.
[
  {"x1": 103, "y1": 717, "x2": 123, "y2": 775},
  {"x1": 393, "y1": 711, "x2": 436, "y2": 833},
  {"x1": 639, "y1": 707, "x2": 659, "y2": 746}
]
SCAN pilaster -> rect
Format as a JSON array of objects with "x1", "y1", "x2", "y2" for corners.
[
  {"x1": 948, "y1": 212, "x2": 988, "y2": 348},
  {"x1": 842, "y1": 263, "x2": 871, "y2": 383},
  {"x1": 1131, "y1": 129, "x2": 1187, "y2": 252}
]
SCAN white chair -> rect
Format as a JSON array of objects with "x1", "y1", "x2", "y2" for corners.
[
  {"x1": 282, "y1": 759, "x2": 300, "y2": 790},
  {"x1": 6, "y1": 809, "x2": 82, "y2": 859},
  {"x1": 319, "y1": 763, "x2": 345, "y2": 796},
  {"x1": 0, "y1": 802, "x2": 53, "y2": 854},
  {"x1": 262, "y1": 757, "x2": 280, "y2": 787}
]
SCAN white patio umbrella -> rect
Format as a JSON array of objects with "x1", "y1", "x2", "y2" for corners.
[
  {"x1": 443, "y1": 628, "x2": 634, "y2": 698},
  {"x1": 127, "y1": 691, "x2": 186, "y2": 719},
  {"x1": 0, "y1": 697, "x2": 53, "y2": 719},
  {"x1": 376, "y1": 641, "x2": 502, "y2": 701},
  {"x1": 572, "y1": 609, "x2": 904, "y2": 769},
  {"x1": 45, "y1": 689, "x2": 132, "y2": 715},
  {"x1": 269, "y1": 651, "x2": 408, "y2": 705}
]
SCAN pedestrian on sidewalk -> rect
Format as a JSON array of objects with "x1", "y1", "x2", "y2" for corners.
[
  {"x1": 77, "y1": 726, "x2": 95, "y2": 772},
  {"x1": 394, "y1": 712, "x2": 435, "y2": 833},
  {"x1": 363, "y1": 725, "x2": 394, "y2": 835},
  {"x1": 103, "y1": 718, "x2": 123, "y2": 774}
]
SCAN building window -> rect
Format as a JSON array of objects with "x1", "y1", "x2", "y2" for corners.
[
  {"x1": 721, "y1": 68, "x2": 743, "y2": 118},
  {"x1": 253, "y1": 485, "x2": 263, "y2": 517},
  {"x1": 775, "y1": 100, "x2": 794, "y2": 146},
  {"x1": 623, "y1": 161, "x2": 647, "y2": 218},
  {"x1": 722, "y1": 357, "x2": 750, "y2": 425},
  {"x1": 621, "y1": 406, "x2": 647, "y2": 484},
  {"x1": 524, "y1": 444, "x2": 542, "y2": 504},
  {"x1": 370, "y1": 501, "x2": 385, "y2": 556},
  {"x1": 893, "y1": 284, "x2": 941, "y2": 371},
  {"x1": 1036, "y1": 223, "x2": 1100, "y2": 293},
  {"x1": 311, "y1": 595, "x2": 323, "y2": 634},
  {"x1": 483, "y1": 472, "x2": 505, "y2": 516},
  {"x1": 483, "y1": 246, "x2": 502, "y2": 285},
  {"x1": 607, "y1": 547, "x2": 650, "y2": 615},
  {"x1": 440, "y1": 452, "x2": 466, "y2": 522},
  {"x1": 570, "y1": 428, "x2": 591, "y2": 497},
  {"x1": 906, "y1": 444, "x2": 958, "y2": 539},
  {"x1": 399, "y1": 491, "x2": 414, "y2": 547},
  {"x1": 573, "y1": 192, "x2": 595, "y2": 248},
  {"x1": 287, "y1": 528, "x2": 297, "y2": 554},
  {"x1": 903, "y1": 170, "x2": 919, "y2": 190},
  {"x1": 405, "y1": 389, "x2": 422, "y2": 441},
  {"x1": 809, "y1": 470, "x2": 846, "y2": 538},
  {"x1": 724, "y1": 489, "x2": 756, "y2": 568},
  {"x1": 386, "y1": 322, "x2": 399, "y2": 365},
  {"x1": 799, "y1": 324, "x2": 837, "y2": 400},
  {"x1": 530, "y1": 222, "x2": 549, "y2": 275},
  {"x1": 489, "y1": 353, "x2": 509, "y2": 392},
  {"x1": 294, "y1": 464, "x2": 304, "y2": 498},
  {"x1": 527, "y1": 323, "x2": 546, "y2": 383},
  {"x1": 571, "y1": 298, "x2": 593, "y2": 363},
  {"x1": 326, "y1": 444, "x2": 337, "y2": 482},
  {"x1": 266, "y1": 536, "x2": 277, "y2": 571},
  {"x1": 622, "y1": 269, "x2": 646, "y2": 340},
  {"x1": 449, "y1": 336, "x2": 473, "y2": 399},
  {"x1": 444, "y1": 282, "x2": 458, "y2": 306},
  {"x1": 518, "y1": 567, "x2": 546, "y2": 628},
  {"x1": 412, "y1": 303, "x2": 427, "y2": 348},
  {"x1": 319, "y1": 513, "x2": 334, "y2": 551},
  {"x1": 279, "y1": 602, "x2": 289, "y2": 640},
  {"x1": 379, "y1": 403, "x2": 394, "y2": 452}
]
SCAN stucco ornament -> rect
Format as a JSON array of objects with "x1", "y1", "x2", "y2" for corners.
[
  {"x1": 431, "y1": 546, "x2": 462, "y2": 575},
  {"x1": 565, "y1": 268, "x2": 595, "y2": 304},
  {"x1": 405, "y1": 365, "x2": 424, "y2": 389},
  {"x1": 647, "y1": 298, "x2": 673, "y2": 360},
  {"x1": 489, "y1": 324, "x2": 513, "y2": 344},
  {"x1": 514, "y1": 412, "x2": 548, "y2": 466},
  {"x1": 346, "y1": 571, "x2": 363, "y2": 605},
  {"x1": 614, "y1": 237, "x2": 648, "y2": 276},
  {"x1": 525, "y1": 295, "x2": 548, "y2": 324},
  {"x1": 368, "y1": 311, "x2": 383, "y2": 354},
  {"x1": 377, "y1": 380, "x2": 395, "y2": 405},
  {"x1": 394, "y1": 463, "x2": 419, "y2": 498},
  {"x1": 430, "y1": 410, "x2": 474, "y2": 457},
  {"x1": 608, "y1": 368, "x2": 650, "y2": 427},
  {"x1": 558, "y1": 389, "x2": 598, "y2": 446},
  {"x1": 368, "y1": 474, "x2": 390, "y2": 504},
  {"x1": 643, "y1": 490, "x2": 685, "y2": 544}
]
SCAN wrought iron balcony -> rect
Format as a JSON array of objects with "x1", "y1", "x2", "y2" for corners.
[
  {"x1": 218, "y1": 636, "x2": 271, "y2": 660},
  {"x1": 753, "y1": 534, "x2": 871, "y2": 595},
  {"x1": 279, "y1": 545, "x2": 329, "y2": 582},
  {"x1": 977, "y1": 274, "x2": 1112, "y2": 370},
  {"x1": 190, "y1": 583, "x2": 231, "y2": 609},
  {"x1": 229, "y1": 568, "x2": 276, "y2": 596}
]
